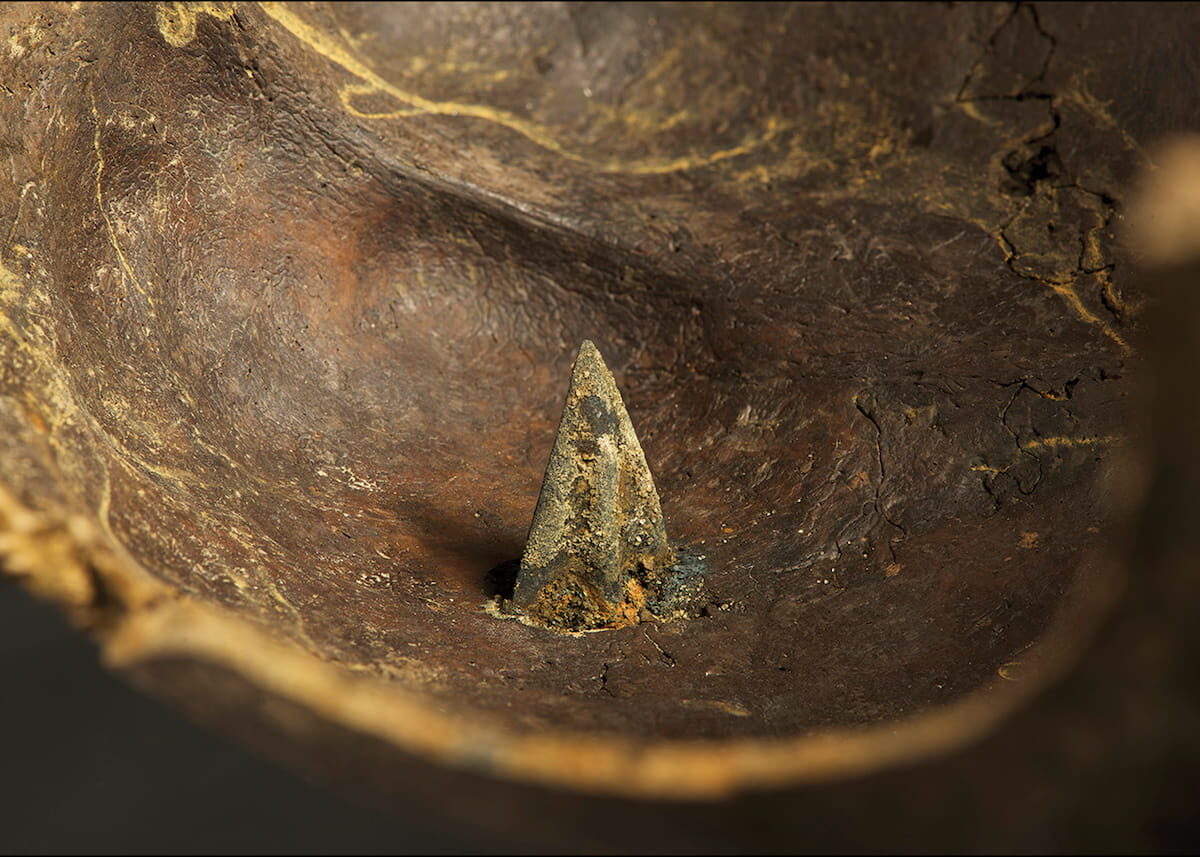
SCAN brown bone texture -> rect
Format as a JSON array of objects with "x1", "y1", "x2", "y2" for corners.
[{"x1": 0, "y1": 1, "x2": 1197, "y2": 850}]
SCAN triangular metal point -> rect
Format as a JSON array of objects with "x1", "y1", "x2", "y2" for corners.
[{"x1": 511, "y1": 340, "x2": 676, "y2": 631}]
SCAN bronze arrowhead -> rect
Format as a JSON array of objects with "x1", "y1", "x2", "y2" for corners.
[{"x1": 512, "y1": 341, "x2": 677, "y2": 631}]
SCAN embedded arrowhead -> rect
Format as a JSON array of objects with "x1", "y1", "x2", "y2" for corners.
[{"x1": 511, "y1": 341, "x2": 676, "y2": 631}]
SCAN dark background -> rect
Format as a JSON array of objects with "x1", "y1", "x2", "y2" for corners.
[{"x1": 0, "y1": 580, "x2": 489, "y2": 855}]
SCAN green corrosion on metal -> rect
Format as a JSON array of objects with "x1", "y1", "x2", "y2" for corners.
[{"x1": 508, "y1": 341, "x2": 702, "y2": 632}]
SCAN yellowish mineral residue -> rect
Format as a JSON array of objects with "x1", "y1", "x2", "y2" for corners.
[{"x1": 155, "y1": 2, "x2": 237, "y2": 48}]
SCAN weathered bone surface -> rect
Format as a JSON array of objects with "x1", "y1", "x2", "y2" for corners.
[
  {"x1": 511, "y1": 341, "x2": 677, "y2": 631},
  {"x1": 1, "y1": 1, "x2": 1199, "y2": 850}
]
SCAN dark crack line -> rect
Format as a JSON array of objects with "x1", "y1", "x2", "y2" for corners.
[
  {"x1": 955, "y1": 2, "x2": 1023, "y2": 103},
  {"x1": 598, "y1": 662, "x2": 615, "y2": 697},
  {"x1": 999, "y1": 383, "x2": 1044, "y2": 496},
  {"x1": 1023, "y1": 3, "x2": 1058, "y2": 90},
  {"x1": 965, "y1": 6, "x2": 1132, "y2": 352},
  {"x1": 1068, "y1": 181, "x2": 1126, "y2": 325},
  {"x1": 1099, "y1": 275, "x2": 1126, "y2": 323},
  {"x1": 1052, "y1": 179, "x2": 1120, "y2": 275},
  {"x1": 853, "y1": 395, "x2": 907, "y2": 561},
  {"x1": 956, "y1": 3, "x2": 1057, "y2": 104},
  {"x1": 997, "y1": 177, "x2": 1128, "y2": 340}
]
